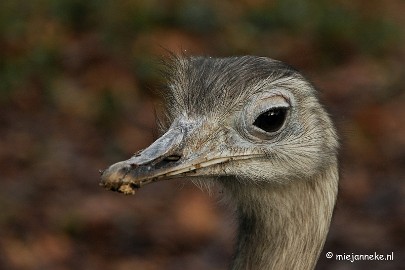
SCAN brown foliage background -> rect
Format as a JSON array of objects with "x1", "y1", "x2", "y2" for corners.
[{"x1": 0, "y1": 1, "x2": 404, "y2": 269}]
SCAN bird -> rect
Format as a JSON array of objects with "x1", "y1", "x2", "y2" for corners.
[{"x1": 100, "y1": 55, "x2": 339, "y2": 270}]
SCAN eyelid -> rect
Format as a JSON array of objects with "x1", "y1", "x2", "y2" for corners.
[
  {"x1": 254, "y1": 95, "x2": 291, "y2": 116},
  {"x1": 261, "y1": 95, "x2": 290, "y2": 107},
  {"x1": 256, "y1": 105, "x2": 289, "y2": 118}
]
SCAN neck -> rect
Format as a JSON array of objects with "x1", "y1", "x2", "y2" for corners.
[{"x1": 222, "y1": 165, "x2": 338, "y2": 270}]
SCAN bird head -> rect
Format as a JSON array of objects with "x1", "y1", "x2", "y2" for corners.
[{"x1": 100, "y1": 56, "x2": 338, "y2": 194}]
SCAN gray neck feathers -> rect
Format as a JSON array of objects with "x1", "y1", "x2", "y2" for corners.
[{"x1": 221, "y1": 163, "x2": 338, "y2": 270}]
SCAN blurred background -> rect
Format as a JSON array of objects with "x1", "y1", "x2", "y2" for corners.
[{"x1": 0, "y1": 0, "x2": 404, "y2": 269}]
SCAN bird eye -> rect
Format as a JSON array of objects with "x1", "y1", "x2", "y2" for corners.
[{"x1": 253, "y1": 107, "x2": 288, "y2": 133}]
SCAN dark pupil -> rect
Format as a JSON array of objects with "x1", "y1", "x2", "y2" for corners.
[{"x1": 253, "y1": 108, "x2": 287, "y2": 133}]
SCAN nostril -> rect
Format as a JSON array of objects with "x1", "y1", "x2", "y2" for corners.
[{"x1": 164, "y1": 155, "x2": 181, "y2": 162}]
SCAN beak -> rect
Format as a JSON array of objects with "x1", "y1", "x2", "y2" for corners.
[{"x1": 100, "y1": 123, "x2": 259, "y2": 195}]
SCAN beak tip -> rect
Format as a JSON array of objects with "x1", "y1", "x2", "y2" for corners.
[
  {"x1": 118, "y1": 184, "x2": 137, "y2": 195},
  {"x1": 99, "y1": 161, "x2": 139, "y2": 195}
]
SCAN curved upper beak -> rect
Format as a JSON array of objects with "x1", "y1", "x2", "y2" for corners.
[{"x1": 100, "y1": 122, "x2": 259, "y2": 195}]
